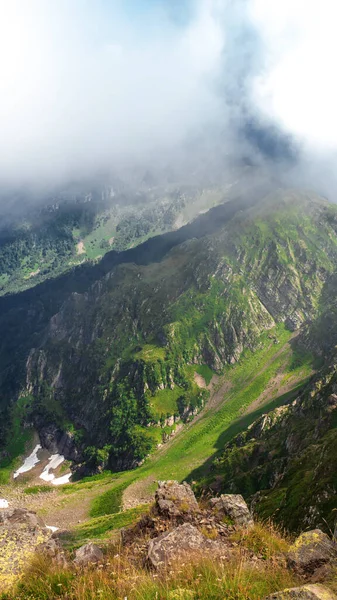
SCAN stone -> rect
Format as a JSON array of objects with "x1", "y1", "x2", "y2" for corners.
[
  {"x1": 265, "y1": 583, "x2": 337, "y2": 599},
  {"x1": 147, "y1": 522, "x2": 226, "y2": 568},
  {"x1": 73, "y1": 543, "x2": 103, "y2": 567},
  {"x1": 155, "y1": 481, "x2": 200, "y2": 518},
  {"x1": 287, "y1": 530, "x2": 337, "y2": 575},
  {"x1": 0, "y1": 507, "x2": 46, "y2": 530},
  {"x1": 36, "y1": 536, "x2": 68, "y2": 567},
  {"x1": 209, "y1": 494, "x2": 254, "y2": 528},
  {"x1": 0, "y1": 508, "x2": 50, "y2": 590}
]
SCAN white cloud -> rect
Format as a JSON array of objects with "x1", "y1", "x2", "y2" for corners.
[
  {"x1": 1, "y1": 0, "x2": 335, "y2": 192},
  {"x1": 249, "y1": 0, "x2": 337, "y2": 152},
  {"x1": 0, "y1": 0, "x2": 225, "y2": 186}
]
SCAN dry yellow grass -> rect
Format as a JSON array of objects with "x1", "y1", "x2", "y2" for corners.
[{"x1": 2, "y1": 523, "x2": 301, "y2": 600}]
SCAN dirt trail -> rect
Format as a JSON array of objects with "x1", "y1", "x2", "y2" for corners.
[
  {"x1": 123, "y1": 476, "x2": 156, "y2": 510},
  {"x1": 0, "y1": 482, "x2": 105, "y2": 529}
]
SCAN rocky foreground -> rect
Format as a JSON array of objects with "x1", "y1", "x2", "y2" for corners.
[{"x1": 0, "y1": 481, "x2": 337, "y2": 599}]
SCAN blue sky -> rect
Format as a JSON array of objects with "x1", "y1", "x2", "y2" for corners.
[{"x1": 115, "y1": 0, "x2": 193, "y2": 24}]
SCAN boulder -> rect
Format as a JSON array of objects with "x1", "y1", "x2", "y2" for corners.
[
  {"x1": 287, "y1": 530, "x2": 337, "y2": 575},
  {"x1": 0, "y1": 508, "x2": 50, "y2": 589},
  {"x1": 73, "y1": 543, "x2": 103, "y2": 567},
  {"x1": 147, "y1": 522, "x2": 226, "y2": 568},
  {"x1": 209, "y1": 494, "x2": 254, "y2": 528},
  {"x1": 36, "y1": 536, "x2": 68, "y2": 567},
  {"x1": 265, "y1": 583, "x2": 337, "y2": 599},
  {"x1": 155, "y1": 481, "x2": 200, "y2": 518},
  {"x1": 0, "y1": 507, "x2": 46, "y2": 530}
]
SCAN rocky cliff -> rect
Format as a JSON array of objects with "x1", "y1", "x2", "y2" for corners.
[
  {"x1": 206, "y1": 359, "x2": 337, "y2": 531},
  {"x1": 2, "y1": 188, "x2": 337, "y2": 477}
]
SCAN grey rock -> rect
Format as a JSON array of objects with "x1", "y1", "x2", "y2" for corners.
[
  {"x1": 36, "y1": 537, "x2": 67, "y2": 566},
  {"x1": 287, "y1": 530, "x2": 337, "y2": 575},
  {"x1": 0, "y1": 508, "x2": 50, "y2": 586},
  {"x1": 265, "y1": 583, "x2": 337, "y2": 599},
  {"x1": 209, "y1": 494, "x2": 254, "y2": 528},
  {"x1": 147, "y1": 522, "x2": 226, "y2": 568},
  {"x1": 155, "y1": 481, "x2": 200, "y2": 518},
  {"x1": 0, "y1": 508, "x2": 46, "y2": 530},
  {"x1": 73, "y1": 543, "x2": 103, "y2": 566}
]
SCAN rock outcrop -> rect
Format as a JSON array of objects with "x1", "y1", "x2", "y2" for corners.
[
  {"x1": 208, "y1": 363, "x2": 337, "y2": 532},
  {"x1": 36, "y1": 536, "x2": 68, "y2": 567},
  {"x1": 265, "y1": 584, "x2": 337, "y2": 599},
  {"x1": 287, "y1": 530, "x2": 337, "y2": 575},
  {"x1": 209, "y1": 494, "x2": 254, "y2": 528},
  {"x1": 73, "y1": 543, "x2": 104, "y2": 567},
  {"x1": 0, "y1": 508, "x2": 50, "y2": 589},
  {"x1": 155, "y1": 481, "x2": 200, "y2": 518},
  {"x1": 147, "y1": 522, "x2": 226, "y2": 568}
]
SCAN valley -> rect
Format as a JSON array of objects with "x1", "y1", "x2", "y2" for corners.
[
  {"x1": 2, "y1": 322, "x2": 312, "y2": 535},
  {"x1": 0, "y1": 178, "x2": 240, "y2": 297},
  {"x1": 1, "y1": 185, "x2": 337, "y2": 598},
  {"x1": 2, "y1": 2, "x2": 337, "y2": 595}
]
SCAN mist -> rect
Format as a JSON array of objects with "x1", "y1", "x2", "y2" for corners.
[
  {"x1": 0, "y1": 0, "x2": 226, "y2": 188},
  {"x1": 0, "y1": 0, "x2": 336, "y2": 196}
]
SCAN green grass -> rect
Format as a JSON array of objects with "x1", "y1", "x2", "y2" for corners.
[
  {"x1": 194, "y1": 364, "x2": 215, "y2": 386},
  {"x1": 150, "y1": 387, "x2": 183, "y2": 419},
  {"x1": 133, "y1": 344, "x2": 166, "y2": 362},
  {"x1": 23, "y1": 485, "x2": 51, "y2": 495},
  {"x1": 0, "y1": 397, "x2": 35, "y2": 484},
  {"x1": 90, "y1": 479, "x2": 135, "y2": 518},
  {"x1": 100, "y1": 324, "x2": 313, "y2": 504},
  {"x1": 60, "y1": 505, "x2": 148, "y2": 549},
  {"x1": 60, "y1": 471, "x2": 120, "y2": 495},
  {"x1": 80, "y1": 326, "x2": 308, "y2": 522}
]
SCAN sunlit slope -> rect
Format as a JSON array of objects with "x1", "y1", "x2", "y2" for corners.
[{"x1": 4, "y1": 188, "x2": 336, "y2": 477}]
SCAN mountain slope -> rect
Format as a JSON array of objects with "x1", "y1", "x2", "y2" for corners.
[
  {"x1": 0, "y1": 177, "x2": 240, "y2": 296},
  {"x1": 2, "y1": 188, "x2": 337, "y2": 482},
  {"x1": 204, "y1": 358, "x2": 337, "y2": 532}
]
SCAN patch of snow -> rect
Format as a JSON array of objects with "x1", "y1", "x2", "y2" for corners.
[
  {"x1": 52, "y1": 473, "x2": 72, "y2": 486},
  {"x1": 39, "y1": 454, "x2": 65, "y2": 482},
  {"x1": 46, "y1": 525, "x2": 59, "y2": 533},
  {"x1": 0, "y1": 499, "x2": 9, "y2": 508},
  {"x1": 14, "y1": 444, "x2": 42, "y2": 478}
]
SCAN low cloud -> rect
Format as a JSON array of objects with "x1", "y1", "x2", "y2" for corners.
[
  {"x1": 0, "y1": 0, "x2": 336, "y2": 195},
  {"x1": 0, "y1": 0, "x2": 225, "y2": 187}
]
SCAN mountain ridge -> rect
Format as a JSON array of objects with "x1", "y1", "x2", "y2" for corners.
[{"x1": 1, "y1": 186, "x2": 337, "y2": 535}]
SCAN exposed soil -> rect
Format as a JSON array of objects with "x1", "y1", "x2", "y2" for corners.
[
  {"x1": 28, "y1": 269, "x2": 40, "y2": 278},
  {"x1": 123, "y1": 476, "x2": 156, "y2": 510},
  {"x1": 76, "y1": 241, "x2": 85, "y2": 255},
  {"x1": 194, "y1": 372, "x2": 207, "y2": 388}
]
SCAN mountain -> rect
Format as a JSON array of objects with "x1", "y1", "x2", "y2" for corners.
[
  {"x1": 0, "y1": 167, "x2": 244, "y2": 296},
  {"x1": 198, "y1": 260, "x2": 337, "y2": 532},
  {"x1": 1, "y1": 184, "x2": 337, "y2": 508},
  {"x1": 202, "y1": 359, "x2": 337, "y2": 531}
]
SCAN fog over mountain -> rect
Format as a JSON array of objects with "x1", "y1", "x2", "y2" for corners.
[{"x1": 0, "y1": 0, "x2": 335, "y2": 198}]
